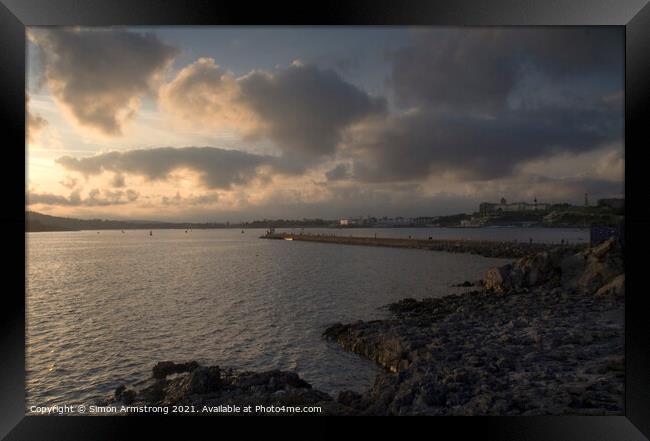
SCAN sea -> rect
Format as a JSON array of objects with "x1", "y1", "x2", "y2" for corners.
[{"x1": 25, "y1": 227, "x2": 588, "y2": 408}]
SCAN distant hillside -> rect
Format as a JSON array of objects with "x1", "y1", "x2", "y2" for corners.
[
  {"x1": 25, "y1": 211, "x2": 337, "y2": 232},
  {"x1": 25, "y1": 211, "x2": 222, "y2": 232}
]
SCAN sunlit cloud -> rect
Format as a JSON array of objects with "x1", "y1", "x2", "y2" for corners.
[
  {"x1": 28, "y1": 188, "x2": 139, "y2": 207},
  {"x1": 25, "y1": 27, "x2": 624, "y2": 220},
  {"x1": 29, "y1": 27, "x2": 177, "y2": 136},
  {"x1": 55, "y1": 146, "x2": 277, "y2": 190}
]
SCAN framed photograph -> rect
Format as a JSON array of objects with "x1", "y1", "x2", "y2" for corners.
[{"x1": 2, "y1": 0, "x2": 650, "y2": 438}]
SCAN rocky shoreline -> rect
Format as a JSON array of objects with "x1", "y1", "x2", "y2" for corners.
[{"x1": 105, "y1": 238, "x2": 624, "y2": 416}]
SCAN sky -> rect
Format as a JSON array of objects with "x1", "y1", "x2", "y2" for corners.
[{"x1": 26, "y1": 27, "x2": 624, "y2": 222}]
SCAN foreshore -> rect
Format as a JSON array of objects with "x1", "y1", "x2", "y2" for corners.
[
  {"x1": 261, "y1": 232, "x2": 587, "y2": 259},
  {"x1": 104, "y1": 238, "x2": 623, "y2": 415}
]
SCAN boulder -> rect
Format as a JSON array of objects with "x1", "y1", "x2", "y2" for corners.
[
  {"x1": 560, "y1": 253, "x2": 587, "y2": 289},
  {"x1": 484, "y1": 264, "x2": 512, "y2": 293},
  {"x1": 574, "y1": 238, "x2": 624, "y2": 294},
  {"x1": 595, "y1": 274, "x2": 625, "y2": 297},
  {"x1": 152, "y1": 361, "x2": 199, "y2": 379},
  {"x1": 186, "y1": 366, "x2": 221, "y2": 394},
  {"x1": 487, "y1": 238, "x2": 623, "y2": 295}
]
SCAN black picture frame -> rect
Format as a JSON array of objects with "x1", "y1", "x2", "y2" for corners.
[{"x1": 2, "y1": 0, "x2": 649, "y2": 439}]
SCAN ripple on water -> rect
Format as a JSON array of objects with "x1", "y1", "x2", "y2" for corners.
[{"x1": 25, "y1": 228, "x2": 539, "y2": 407}]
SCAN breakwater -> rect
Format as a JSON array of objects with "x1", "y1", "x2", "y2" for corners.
[{"x1": 261, "y1": 232, "x2": 586, "y2": 259}]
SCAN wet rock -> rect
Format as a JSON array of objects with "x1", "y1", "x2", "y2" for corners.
[
  {"x1": 452, "y1": 281, "x2": 475, "y2": 287},
  {"x1": 484, "y1": 265, "x2": 512, "y2": 293},
  {"x1": 152, "y1": 360, "x2": 199, "y2": 379},
  {"x1": 114, "y1": 384, "x2": 126, "y2": 401},
  {"x1": 322, "y1": 240, "x2": 624, "y2": 415},
  {"x1": 108, "y1": 362, "x2": 341, "y2": 414},
  {"x1": 186, "y1": 366, "x2": 221, "y2": 394},
  {"x1": 337, "y1": 390, "x2": 363, "y2": 407},
  {"x1": 121, "y1": 389, "x2": 137, "y2": 405},
  {"x1": 595, "y1": 274, "x2": 624, "y2": 297}
]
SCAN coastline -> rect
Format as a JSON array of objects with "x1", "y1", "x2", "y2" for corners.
[
  {"x1": 261, "y1": 232, "x2": 587, "y2": 259},
  {"x1": 101, "y1": 237, "x2": 623, "y2": 415}
]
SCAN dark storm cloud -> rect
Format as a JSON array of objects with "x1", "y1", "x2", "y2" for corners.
[
  {"x1": 346, "y1": 27, "x2": 624, "y2": 183},
  {"x1": 56, "y1": 147, "x2": 277, "y2": 189},
  {"x1": 389, "y1": 28, "x2": 623, "y2": 114},
  {"x1": 30, "y1": 28, "x2": 177, "y2": 135},
  {"x1": 324, "y1": 163, "x2": 351, "y2": 181},
  {"x1": 28, "y1": 189, "x2": 139, "y2": 206},
  {"x1": 350, "y1": 105, "x2": 622, "y2": 182},
  {"x1": 238, "y1": 63, "x2": 387, "y2": 159}
]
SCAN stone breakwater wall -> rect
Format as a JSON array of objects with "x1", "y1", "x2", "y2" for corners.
[{"x1": 260, "y1": 232, "x2": 586, "y2": 259}]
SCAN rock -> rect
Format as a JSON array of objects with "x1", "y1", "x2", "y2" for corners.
[
  {"x1": 452, "y1": 281, "x2": 475, "y2": 287},
  {"x1": 186, "y1": 366, "x2": 221, "y2": 394},
  {"x1": 337, "y1": 390, "x2": 363, "y2": 407},
  {"x1": 321, "y1": 240, "x2": 624, "y2": 415},
  {"x1": 152, "y1": 360, "x2": 199, "y2": 379},
  {"x1": 114, "y1": 384, "x2": 126, "y2": 400},
  {"x1": 595, "y1": 274, "x2": 625, "y2": 297},
  {"x1": 121, "y1": 389, "x2": 136, "y2": 405},
  {"x1": 561, "y1": 238, "x2": 623, "y2": 294},
  {"x1": 107, "y1": 362, "x2": 334, "y2": 414},
  {"x1": 487, "y1": 239, "x2": 622, "y2": 295},
  {"x1": 484, "y1": 264, "x2": 512, "y2": 293},
  {"x1": 560, "y1": 253, "x2": 587, "y2": 288},
  {"x1": 591, "y1": 237, "x2": 617, "y2": 260}
]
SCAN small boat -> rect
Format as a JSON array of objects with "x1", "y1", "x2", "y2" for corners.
[
  {"x1": 241, "y1": 229, "x2": 245, "y2": 234},
  {"x1": 284, "y1": 237, "x2": 293, "y2": 241}
]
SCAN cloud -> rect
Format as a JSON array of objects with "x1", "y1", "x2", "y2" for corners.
[
  {"x1": 161, "y1": 191, "x2": 220, "y2": 206},
  {"x1": 28, "y1": 188, "x2": 140, "y2": 206},
  {"x1": 159, "y1": 58, "x2": 257, "y2": 131},
  {"x1": 162, "y1": 60, "x2": 386, "y2": 164},
  {"x1": 237, "y1": 62, "x2": 386, "y2": 159},
  {"x1": 29, "y1": 28, "x2": 177, "y2": 136},
  {"x1": 346, "y1": 105, "x2": 621, "y2": 183},
  {"x1": 111, "y1": 173, "x2": 126, "y2": 188},
  {"x1": 27, "y1": 113, "x2": 48, "y2": 143},
  {"x1": 56, "y1": 146, "x2": 277, "y2": 190},
  {"x1": 26, "y1": 94, "x2": 48, "y2": 143},
  {"x1": 29, "y1": 28, "x2": 624, "y2": 219},
  {"x1": 59, "y1": 176, "x2": 78, "y2": 189},
  {"x1": 324, "y1": 163, "x2": 351, "y2": 181},
  {"x1": 341, "y1": 28, "x2": 624, "y2": 184},
  {"x1": 389, "y1": 28, "x2": 623, "y2": 115}
]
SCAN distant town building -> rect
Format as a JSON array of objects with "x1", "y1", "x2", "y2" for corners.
[
  {"x1": 597, "y1": 198, "x2": 624, "y2": 211},
  {"x1": 412, "y1": 216, "x2": 438, "y2": 226},
  {"x1": 479, "y1": 197, "x2": 550, "y2": 215}
]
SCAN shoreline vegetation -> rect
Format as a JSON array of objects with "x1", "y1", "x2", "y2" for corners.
[{"x1": 103, "y1": 237, "x2": 624, "y2": 416}]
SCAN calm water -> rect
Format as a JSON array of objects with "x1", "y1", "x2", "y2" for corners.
[{"x1": 25, "y1": 227, "x2": 584, "y2": 408}]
